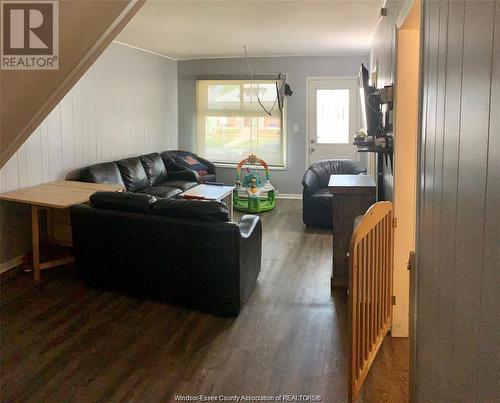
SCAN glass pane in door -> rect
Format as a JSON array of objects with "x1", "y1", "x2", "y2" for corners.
[{"x1": 316, "y1": 89, "x2": 350, "y2": 144}]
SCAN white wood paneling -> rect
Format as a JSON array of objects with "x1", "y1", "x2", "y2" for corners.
[
  {"x1": 71, "y1": 77, "x2": 87, "y2": 168},
  {"x1": 16, "y1": 143, "x2": 28, "y2": 189},
  {"x1": 0, "y1": 154, "x2": 19, "y2": 193},
  {"x1": 47, "y1": 105, "x2": 63, "y2": 180},
  {"x1": 25, "y1": 128, "x2": 43, "y2": 187},
  {"x1": 39, "y1": 120, "x2": 51, "y2": 183},
  {"x1": 0, "y1": 43, "x2": 178, "y2": 194},
  {"x1": 0, "y1": 42, "x2": 178, "y2": 264},
  {"x1": 60, "y1": 94, "x2": 75, "y2": 172}
]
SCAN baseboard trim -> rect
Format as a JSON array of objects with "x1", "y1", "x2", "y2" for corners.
[
  {"x1": 276, "y1": 193, "x2": 302, "y2": 200},
  {"x1": 0, "y1": 255, "x2": 24, "y2": 274}
]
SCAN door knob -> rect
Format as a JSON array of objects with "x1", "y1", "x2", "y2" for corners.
[
  {"x1": 311, "y1": 147, "x2": 316, "y2": 152},
  {"x1": 311, "y1": 139, "x2": 316, "y2": 144}
]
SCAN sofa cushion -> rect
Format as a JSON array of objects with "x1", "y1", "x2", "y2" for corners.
[
  {"x1": 304, "y1": 189, "x2": 333, "y2": 228},
  {"x1": 115, "y1": 157, "x2": 149, "y2": 192},
  {"x1": 157, "y1": 180, "x2": 198, "y2": 191},
  {"x1": 308, "y1": 188, "x2": 333, "y2": 209},
  {"x1": 136, "y1": 186, "x2": 182, "y2": 199},
  {"x1": 139, "y1": 153, "x2": 168, "y2": 186},
  {"x1": 79, "y1": 162, "x2": 125, "y2": 187},
  {"x1": 161, "y1": 150, "x2": 196, "y2": 167},
  {"x1": 171, "y1": 155, "x2": 215, "y2": 183},
  {"x1": 89, "y1": 191, "x2": 156, "y2": 213},
  {"x1": 152, "y1": 198, "x2": 229, "y2": 222},
  {"x1": 173, "y1": 155, "x2": 208, "y2": 173},
  {"x1": 310, "y1": 188, "x2": 333, "y2": 199}
]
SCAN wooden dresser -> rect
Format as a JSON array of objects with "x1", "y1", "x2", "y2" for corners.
[{"x1": 328, "y1": 175, "x2": 376, "y2": 289}]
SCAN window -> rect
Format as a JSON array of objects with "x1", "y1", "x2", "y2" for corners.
[
  {"x1": 196, "y1": 80, "x2": 286, "y2": 167},
  {"x1": 316, "y1": 89, "x2": 349, "y2": 144}
]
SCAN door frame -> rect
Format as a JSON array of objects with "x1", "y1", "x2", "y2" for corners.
[
  {"x1": 392, "y1": 0, "x2": 421, "y2": 339},
  {"x1": 305, "y1": 76, "x2": 366, "y2": 171},
  {"x1": 394, "y1": 0, "x2": 423, "y2": 401}
]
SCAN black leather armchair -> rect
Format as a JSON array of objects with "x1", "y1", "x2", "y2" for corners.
[
  {"x1": 302, "y1": 159, "x2": 366, "y2": 228},
  {"x1": 161, "y1": 150, "x2": 217, "y2": 183},
  {"x1": 70, "y1": 192, "x2": 262, "y2": 317}
]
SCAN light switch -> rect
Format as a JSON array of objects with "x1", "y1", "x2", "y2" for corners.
[{"x1": 293, "y1": 124, "x2": 300, "y2": 133}]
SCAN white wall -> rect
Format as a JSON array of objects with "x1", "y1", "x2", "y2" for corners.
[
  {"x1": 1, "y1": 43, "x2": 178, "y2": 193},
  {"x1": 0, "y1": 42, "x2": 178, "y2": 263},
  {"x1": 178, "y1": 55, "x2": 368, "y2": 195}
]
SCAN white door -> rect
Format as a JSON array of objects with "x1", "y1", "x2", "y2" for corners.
[{"x1": 307, "y1": 78, "x2": 358, "y2": 165}]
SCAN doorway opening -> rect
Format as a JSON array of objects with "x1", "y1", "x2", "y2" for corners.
[
  {"x1": 347, "y1": 1, "x2": 422, "y2": 401},
  {"x1": 393, "y1": 0, "x2": 421, "y2": 339},
  {"x1": 394, "y1": 0, "x2": 422, "y2": 400}
]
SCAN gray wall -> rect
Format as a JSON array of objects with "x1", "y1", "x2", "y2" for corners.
[
  {"x1": 0, "y1": 42, "x2": 178, "y2": 264},
  {"x1": 415, "y1": 1, "x2": 500, "y2": 402},
  {"x1": 178, "y1": 55, "x2": 368, "y2": 195},
  {"x1": 369, "y1": 0, "x2": 404, "y2": 201}
]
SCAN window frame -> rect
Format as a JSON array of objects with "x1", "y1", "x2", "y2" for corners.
[{"x1": 196, "y1": 79, "x2": 287, "y2": 170}]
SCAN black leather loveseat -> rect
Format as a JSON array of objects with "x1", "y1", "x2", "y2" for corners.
[
  {"x1": 70, "y1": 192, "x2": 262, "y2": 317},
  {"x1": 78, "y1": 152, "x2": 209, "y2": 198},
  {"x1": 302, "y1": 159, "x2": 366, "y2": 229}
]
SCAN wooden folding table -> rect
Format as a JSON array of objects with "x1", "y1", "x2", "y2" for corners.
[{"x1": 0, "y1": 180, "x2": 123, "y2": 282}]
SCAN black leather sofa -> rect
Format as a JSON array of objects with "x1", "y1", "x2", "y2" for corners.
[
  {"x1": 78, "y1": 152, "x2": 210, "y2": 198},
  {"x1": 161, "y1": 150, "x2": 217, "y2": 183},
  {"x1": 70, "y1": 192, "x2": 262, "y2": 317},
  {"x1": 302, "y1": 159, "x2": 367, "y2": 229}
]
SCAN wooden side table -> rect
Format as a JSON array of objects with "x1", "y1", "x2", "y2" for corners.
[
  {"x1": 328, "y1": 175, "x2": 376, "y2": 289},
  {"x1": 0, "y1": 181, "x2": 123, "y2": 282}
]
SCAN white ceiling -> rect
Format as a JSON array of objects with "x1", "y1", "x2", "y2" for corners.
[{"x1": 117, "y1": 1, "x2": 383, "y2": 60}]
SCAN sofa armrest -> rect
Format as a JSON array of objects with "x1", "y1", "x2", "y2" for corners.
[
  {"x1": 238, "y1": 215, "x2": 261, "y2": 239},
  {"x1": 168, "y1": 169, "x2": 200, "y2": 182},
  {"x1": 197, "y1": 156, "x2": 217, "y2": 174},
  {"x1": 237, "y1": 215, "x2": 262, "y2": 307},
  {"x1": 166, "y1": 159, "x2": 190, "y2": 172},
  {"x1": 301, "y1": 169, "x2": 320, "y2": 196}
]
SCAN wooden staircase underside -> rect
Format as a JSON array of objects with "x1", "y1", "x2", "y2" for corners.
[{"x1": 0, "y1": 0, "x2": 145, "y2": 168}]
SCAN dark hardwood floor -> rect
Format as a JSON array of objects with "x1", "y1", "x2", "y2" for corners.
[{"x1": 1, "y1": 200, "x2": 408, "y2": 403}]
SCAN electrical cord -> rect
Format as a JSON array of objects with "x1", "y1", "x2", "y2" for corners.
[
  {"x1": 244, "y1": 45, "x2": 279, "y2": 116},
  {"x1": 367, "y1": 92, "x2": 387, "y2": 136}
]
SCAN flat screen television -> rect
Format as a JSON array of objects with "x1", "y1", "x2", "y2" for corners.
[{"x1": 358, "y1": 63, "x2": 381, "y2": 137}]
